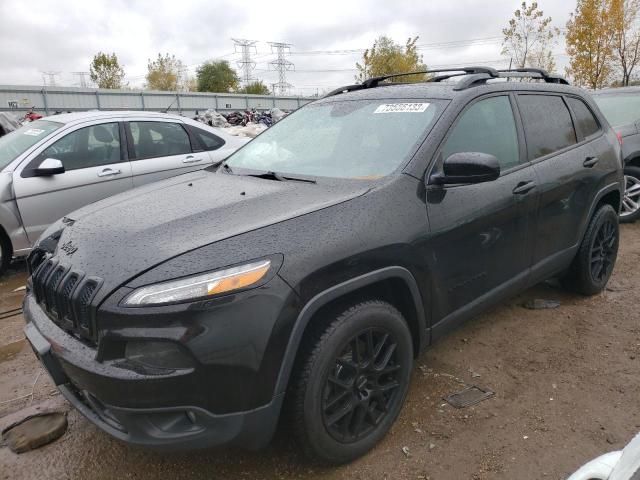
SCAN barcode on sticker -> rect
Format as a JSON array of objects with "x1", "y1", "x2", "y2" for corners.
[
  {"x1": 23, "y1": 128, "x2": 45, "y2": 136},
  {"x1": 374, "y1": 103, "x2": 430, "y2": 113}
]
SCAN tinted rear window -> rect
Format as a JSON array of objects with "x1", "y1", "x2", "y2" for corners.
[
  {"x1": 567, "y1": 97, "x2": 600, "y2": 138},
  {"x1": 593, "y1": 93, "x2": 640, "y2": 127},
  {"x1": 518, "y1": 95, "x2": 577, "y2": 160}
]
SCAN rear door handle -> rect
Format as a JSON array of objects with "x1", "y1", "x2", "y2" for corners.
[
  {"x1": 583, "y1": 156, "x2": 599, "y2": 168},
  {"x1": 183, "y1": 155, "x2": 203, "y2": 164},
  {"x1": 97, "y1": 168, "x2": 122, "y2": 177},
  {"x1": 512, "y1": 181, "x2": 536, "y2": 195}
]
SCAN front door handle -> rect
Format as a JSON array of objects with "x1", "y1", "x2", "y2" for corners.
[
  {"x1": 183, "y1": 155, "x2": 203, "y2": 164},
  {"x1": 583, "y1": 156, "x2": 599, "y2": 168},
  {"x1": 512, "y1": 181, "x2": 536, "y2": 195},
  {"x1": 97, "y1": 168, "x2": 122, "y2": 177}
]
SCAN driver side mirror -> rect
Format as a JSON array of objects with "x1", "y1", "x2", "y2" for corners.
[
  {"x1": 430, "y1": 152, "x2": 500, "y2": 185},
  {"x1": 34, "y1": 158, "x2": 65, "y2": 176}
]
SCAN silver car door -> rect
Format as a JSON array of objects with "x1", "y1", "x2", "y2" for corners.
[
  {"x1": 12, "y1": 121, "x2": 133, "y2": 243},
  {"x1": 127, "y1": 120, "x2": 212, "y2": 188}
]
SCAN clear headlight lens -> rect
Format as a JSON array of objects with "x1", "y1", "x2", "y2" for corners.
[{"x1": 122, "y1": 259, "x2": 271, "y2": 306}]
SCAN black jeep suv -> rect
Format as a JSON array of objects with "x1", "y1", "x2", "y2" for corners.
[{"x1": 24, "y1": 67, "x2": 623, "y2": 464}]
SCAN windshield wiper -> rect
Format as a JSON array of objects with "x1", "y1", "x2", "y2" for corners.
[{"x1": 248, "y1": 171, "x2": 317, "y2": 184}]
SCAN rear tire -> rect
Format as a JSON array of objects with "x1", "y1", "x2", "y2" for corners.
[
  {"x1": 562, "y1": 204, "x2": 619, "y2": 295},
  {"x1": 290, "y1": 300, "x2": 413, "y2": 464},
  {"x1": 621, "y1": 165, "x2": 640, "y2": 223}
]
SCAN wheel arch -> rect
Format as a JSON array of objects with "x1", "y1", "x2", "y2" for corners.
[
  {"x1": 625, "y1": 153, "x2": 640, "y2": 168},
  {"x1": 274, "y1": 266, "x2": 427, "y2": 396}
]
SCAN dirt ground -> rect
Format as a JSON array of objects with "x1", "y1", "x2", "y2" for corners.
[{"x1": 1, "y1": 222, "x2": 639, "y2": 480}]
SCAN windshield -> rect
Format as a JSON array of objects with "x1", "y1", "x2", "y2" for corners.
[
  {"x1": 593, "y1": 93, "x2": 640, "y2": 127},
  {"x1": 0, "y1": 120, "x2": 62, "y2": 169},
  {"x1": 226, "y1": 99, "x2": 442, "y2": 179}
]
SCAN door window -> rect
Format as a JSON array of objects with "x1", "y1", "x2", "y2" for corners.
[
  {"x1": 129, "y1": 122, "x2": 192, "y2": 159},
  {"x1": 518, "y1": 95, "x2": 577, "y2": 160},
  {"x1": 567, "y1": 97, "x2": 600, "y2": 139},
  {"x1": 39, "y1": 123, "x2": 121, "y2": 171},
  {"x1": 441, "y1": 96, "x2": 520, "y2": 171}
]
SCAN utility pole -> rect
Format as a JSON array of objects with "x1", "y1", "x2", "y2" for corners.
[
  {"x1": 268, "y1": 42, "x2": 294, "y2": 96},
  {"x1": 72, "y1": 71, "x2": 90, "y2": 88},
  {"x1": 231, "y1": 38, "x2": 258, "y2": 87},
  {"x1": 41, "y1": 71, "x2": 60, "y2": 87}
]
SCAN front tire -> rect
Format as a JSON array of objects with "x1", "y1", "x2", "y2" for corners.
[
  {"x1": 562, "y1": 204, "x2": 619, "y2": 295},
  {"x1": 621, "y1": 165, "x2": 640, "y2": 223},
  {"x1": 290, "y1": 300, "x2": 413, "y2": 464}
]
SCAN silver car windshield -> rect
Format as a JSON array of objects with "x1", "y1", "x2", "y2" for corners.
[
  {"x1": 593, "y1": 94, "x2": 640, "y2": 127},
  {"x1": 0, "y1": 120, "x2": 62, "y2": 169},
  {"x1": 226, "y1": 99, "x2": 442, "y2": 179}
]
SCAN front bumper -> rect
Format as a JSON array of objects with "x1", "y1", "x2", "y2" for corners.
[{"x1": 23, "y1": 294, "x2": 283, "y2": 450}]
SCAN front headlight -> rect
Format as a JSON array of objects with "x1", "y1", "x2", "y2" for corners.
[{"x1": 122, "y1": 259, "x2": 271, "y2": 306}]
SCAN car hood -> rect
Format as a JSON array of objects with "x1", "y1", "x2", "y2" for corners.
[{"x1": 49, "y1": 169, "x2": 369, "y2": 296}]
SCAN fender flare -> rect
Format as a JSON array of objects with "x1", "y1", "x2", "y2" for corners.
[
  {"x1": 274, "y1": 266, "x2": 427, "y2": 395},
  {"x1": 586, "y1": 182, "x2": 623, "y2": 219}
]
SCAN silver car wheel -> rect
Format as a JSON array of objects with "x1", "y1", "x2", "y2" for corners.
[{"x1": 621, "y1": 174, "x2": 640, "y2": 218}]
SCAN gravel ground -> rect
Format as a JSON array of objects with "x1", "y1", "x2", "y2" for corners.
[{"x1": 1, "y1": 221, "x2": 639, "y2": 480}]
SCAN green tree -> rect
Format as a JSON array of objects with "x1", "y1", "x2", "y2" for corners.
[
  {"x1": 502, "y1": 2, "x2": 560, "y2": 72},
  {"x1": 355, "y1": 36, "x2": 427, "y2": 83},
  {"x1": 146, "y1": 53, "x2": 185, "y2": 91},
  {"x1": 566, "y1": 0, "x2": 616, "y2": 89},
  {"x1": 196, "y1": 60, "x2": 239, "y2": 93},
  {"x1": 89, "y1": 52, "x2": 125, "y2": 89},
  {"x1": 238, "y1": 80, "x2": 271, "y2": 95}
]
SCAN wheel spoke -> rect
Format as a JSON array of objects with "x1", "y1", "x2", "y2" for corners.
[
  {"x1": 326, "y1": 402, "x2": 354, "y2": 427},
  {"x1": 328, "y1": 375, "x2": 352, "y2": 390},
  {"x1": 352, "y1": 404, "x2": 368, "y2": 438},
  {"x1": 340, "y1": 407, "x2": 355, "y2": 439},
  {"x1": 373, "y1": 333, "x2": 389, "y2": 360},
  {"x1": 325, "y1": 389, "x2": 351, "y2": 410},
  {"x1": 377, "y1": 342, "x2": 397, "y2": 369}
]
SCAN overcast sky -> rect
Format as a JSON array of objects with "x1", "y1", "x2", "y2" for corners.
[{"x1": 0, "y1": 0, "x2": 575, "y2": 96}]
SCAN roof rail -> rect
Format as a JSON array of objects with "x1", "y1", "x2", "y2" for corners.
[
  {"x1": 497, "y1": 68, "x2": 570, "y2": 85},
  {"x1": 324, "y1": 66, "x2": 500, "y2": 98}
]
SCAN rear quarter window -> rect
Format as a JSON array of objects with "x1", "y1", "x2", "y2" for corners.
[
  {"x1": 567, "y1": 97, "x2": 600, "y2": 138},
  {"x1": 518, "y1": 95, "x2": 577, "y2": 160}
]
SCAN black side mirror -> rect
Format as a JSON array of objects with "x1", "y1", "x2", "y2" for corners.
[
  {"x1": 34, "y1": 158, "x2": 65, "y2": 176},
  {"x1": 431, "y1": 152, "x2": 500, "y2": 185}
]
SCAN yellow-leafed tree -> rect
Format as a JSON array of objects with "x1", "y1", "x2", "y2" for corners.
[
  {"x1": 566, "y1": 0, "x2": 616, "y2": 89},
  {"x1": 610, "y1": 0, "x2": 640, "y2": 85}
]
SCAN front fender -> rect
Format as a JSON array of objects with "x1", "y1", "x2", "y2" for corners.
[{"x1": 273, "y1": 266, "x2": 426, "y2": 396}]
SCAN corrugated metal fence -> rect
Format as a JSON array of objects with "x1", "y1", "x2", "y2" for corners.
[{"x1": 0, "y1": 85, "x2": 315, "y2": 117}]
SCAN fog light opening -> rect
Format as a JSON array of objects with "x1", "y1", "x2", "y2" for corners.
[{"x1": 124, "y1": 341, "x2": 194, "y2": 371}]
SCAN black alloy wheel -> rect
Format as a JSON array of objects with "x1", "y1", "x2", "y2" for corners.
[{"x1": 321, "y1": 328, "x2": 402, "y2": 443}]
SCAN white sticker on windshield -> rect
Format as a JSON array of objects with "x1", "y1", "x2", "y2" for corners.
[
  {"x1": 374, "y1": 103, "x2": 430, "y2": 114},
  {"x1": 23, "y1": 128, "x2": 45, "y2": 136}
]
